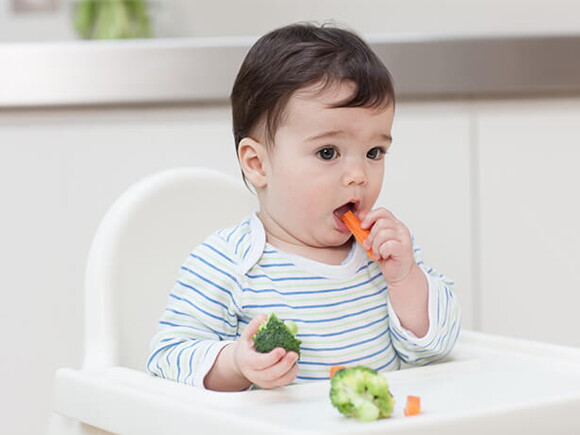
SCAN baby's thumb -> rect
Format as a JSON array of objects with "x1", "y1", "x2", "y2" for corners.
[{"x1": 241, "y1": 313, "x2": 268, "y2": 343}]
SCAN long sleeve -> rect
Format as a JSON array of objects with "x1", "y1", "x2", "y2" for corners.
[
  {"x1": 387, "y1": 244, "x2": 461, "y2": 366},
  {"x1": 147, "y1": 235, "x2": 244, "y2": 388}
]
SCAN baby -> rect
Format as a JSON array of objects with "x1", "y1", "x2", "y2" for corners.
[{"x1": 147, "y1": 23, "x2": 461, "y2": 391}]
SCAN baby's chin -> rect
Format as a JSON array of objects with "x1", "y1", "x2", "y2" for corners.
[
  {"x1": 313, "y1": 232, "x2": 353, "y2": 250},
  {"x1": 295, "y1": 239, "x2": 353, "y2": 264}
]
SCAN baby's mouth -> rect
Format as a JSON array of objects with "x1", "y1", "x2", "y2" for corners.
[{"x1": 333, "y1": 201, "x2": 357, "y2": 218}]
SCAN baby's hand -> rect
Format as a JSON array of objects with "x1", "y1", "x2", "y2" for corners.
[
  {"x1": 233, "y1": 314, "x2": 299, "y2": 389},
  {"x1": 359, "y1": 208, "x2": 416, "y2": 286}
]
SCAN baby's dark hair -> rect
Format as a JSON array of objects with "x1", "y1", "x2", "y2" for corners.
[{"x1": 231, "y1": 22, "x2": 395, "y2": 150}]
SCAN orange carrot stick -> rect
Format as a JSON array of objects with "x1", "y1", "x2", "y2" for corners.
[
  {"x1": 330, "y1": 365, "x2": 346, "y2": 379},
  {"x1": 404, "y1": 395, "x2": 421, "y2": 416},
  {"x1": 340, "y1": 210, "x2": 374, "y2": 260}
]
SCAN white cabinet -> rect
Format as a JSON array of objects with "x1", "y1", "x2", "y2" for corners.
[{"x1": 476, "y1": 98, "x2": 580, "y2": 346}]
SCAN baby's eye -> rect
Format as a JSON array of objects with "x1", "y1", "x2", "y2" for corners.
[
  {"x1": 367, "y1": 147, "x2": 386, "y2": 160},
  {"x1": 317, "y1": 147, "x2": 338, "y2": 160}
]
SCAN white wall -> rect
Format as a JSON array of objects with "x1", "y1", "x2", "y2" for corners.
[
  {"x1": 165, "y1": 0, "x2": 580, "y2": 38},
  {"x1": 2, "y1": 0, "x2": 580, "y2": 42},
  {"x1": 0, "y1": 0, "x2": 75, "y2": 42}
]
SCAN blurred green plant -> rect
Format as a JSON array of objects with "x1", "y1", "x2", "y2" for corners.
[{"x1": 73, "y1": 0, "x2": 152, "y2": 39}]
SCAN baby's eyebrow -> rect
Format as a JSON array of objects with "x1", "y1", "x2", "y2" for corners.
[
  {"x1": 306, "y1": 130, "x2": 344, "y2": 141},
  {"x1": 307, "y1": 130, "x2": 392, "y2": 143},
  {"x1": 379, "y1": 133, "x2": 393, "y2": 143}
]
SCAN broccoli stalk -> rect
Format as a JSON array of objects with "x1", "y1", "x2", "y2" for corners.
[
  {"x1": 252, "y1": 314, "x2": 301, "y2": 356},
  {"x1": 330, "y1": 366, "x2": 394, "y2": 422}
]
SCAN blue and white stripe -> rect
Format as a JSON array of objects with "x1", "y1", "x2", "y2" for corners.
[{"x1": 147, "y1": 214, "x2": 461, "y2": 386}]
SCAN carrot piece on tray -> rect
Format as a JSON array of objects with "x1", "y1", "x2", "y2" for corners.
[
  {"x1": 340, "y1": 210, "x2": 374, "y2": 260},
  {"x1": 330, "y1": 365, "x2": 346, "y2": 379},
  {"x1": 404, "y1": 395, "x2": 421, "y2": 416}
]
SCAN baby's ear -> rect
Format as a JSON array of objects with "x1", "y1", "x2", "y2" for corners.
[{"x1": 238, "y1": 137, "x2": 268, "y2": 188}]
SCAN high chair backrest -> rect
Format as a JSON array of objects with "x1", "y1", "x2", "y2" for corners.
[{"x1": 83, "y1": 167, "x2": 257, "y2": 370}]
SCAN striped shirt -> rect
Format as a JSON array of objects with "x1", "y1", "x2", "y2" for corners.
[{"x1": 147, "y1": 213, "x2": 461, "y2": 387}]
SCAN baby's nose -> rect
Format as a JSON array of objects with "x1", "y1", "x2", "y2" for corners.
[{"x1": 343, "y1": 165, "x2": 367, "y2": 186}]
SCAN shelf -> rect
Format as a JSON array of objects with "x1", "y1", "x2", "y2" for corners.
[{"x1": 2, "y1": 33, "x2": 580, "y2": 107}]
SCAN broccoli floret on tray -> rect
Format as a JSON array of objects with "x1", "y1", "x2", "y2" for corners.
[
  {"x1": 252, "y1": 313, "x2": 301, "y2": 356},
  {"x1": 330, "y1": 366, "x2": 394, "y2": 422}
]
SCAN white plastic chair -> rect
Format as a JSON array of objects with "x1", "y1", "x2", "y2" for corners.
[
  {"x1": 49, "y1": 167, "x2": 257, "y2": 434},
  {"x1": 49, "y1": 167, "x2": 580, "y2": 435}
]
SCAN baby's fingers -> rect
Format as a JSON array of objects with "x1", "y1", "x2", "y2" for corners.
[
  {"x1": 240, "y1": 314, "x2": 268, "y2": 344},
  {"x1": 374, "y1": 239, "x2": 402, "y2": 261},
  {"x1": 250, "y1": 347, "x2": 288, "y2": 370},
  {"x1": 254, "y1": 351, "x2": 299, "y2": 388},
  {"x1": 364, "y1": 227, "x2": 401, "y2": 253},
  {"x1": 274, "y1": 356, "x2": 300, "y2": 387},
  {"x1": 360, "y1": 208, "x2": 398, "y2": 229}
]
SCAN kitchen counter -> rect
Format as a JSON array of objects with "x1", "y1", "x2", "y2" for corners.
[{"x1": 1, "y1": 33, "x2": 580, "y2": 107}]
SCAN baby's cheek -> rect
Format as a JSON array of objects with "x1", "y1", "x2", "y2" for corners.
[{"x1": 297, "y1": 194, "x2": 321, "y2": 217}]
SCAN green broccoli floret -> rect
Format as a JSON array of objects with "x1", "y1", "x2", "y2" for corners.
[
  {"x1": 330, "y1": 366, "x2": 394, "y2": 422},
  {"x1": 252, "y1": 313, "x2": 301, "y2": 356}
]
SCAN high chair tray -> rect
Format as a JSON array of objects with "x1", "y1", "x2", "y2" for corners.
[{"x1": 52, "y1": 330, "x2": 580, "y2": 434}]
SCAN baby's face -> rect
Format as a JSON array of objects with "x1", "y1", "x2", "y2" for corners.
[{"x1": 259, "y1": 81, "x2": 395, "y2": 254}]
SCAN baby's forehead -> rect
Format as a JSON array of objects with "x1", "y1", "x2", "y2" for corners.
[
  {"x1": 257, "y1": 81, "x2": 353, "y2": 144},
  {"x1": 274, "y1": 86, "x2": 346, "y2": 134},
  {"x1": 265, "y1": 79, "x2": 392, "y2": 145},
  {"x1": 276, "y1": 87, "x2": 394, "y2": 141}
]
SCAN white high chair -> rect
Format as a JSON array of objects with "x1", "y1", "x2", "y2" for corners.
[
  {"x1": 49, "y1": 168, "x2": 580, "y2": 435},
  {"x1": 49, "y1": 167, "x2": 257, "y2": 434}
]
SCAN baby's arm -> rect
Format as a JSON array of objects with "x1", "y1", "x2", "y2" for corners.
[
  {"x1": 147, "y1": 237, "x2": 298, "y2": 391},
  {"x1": 204, "y1": 314, "x2": 299, "y2": 391},
  {"x1": 360, "y1": 208, "x2": 429, "y2": 337},
  {"x1": 147, "y1": 239, "x2": 243, "y2": 389},
  {"x1": 359, "y1": 208, "x2": 461, "y2": 364}
]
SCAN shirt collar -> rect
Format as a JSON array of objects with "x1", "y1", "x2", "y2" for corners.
[
  {"x1": 237, "y1": 213, "x2": 266, "y2": 275},
  {"x1": 237, "y1": 213, "x2": 369, "y2": 279}
]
